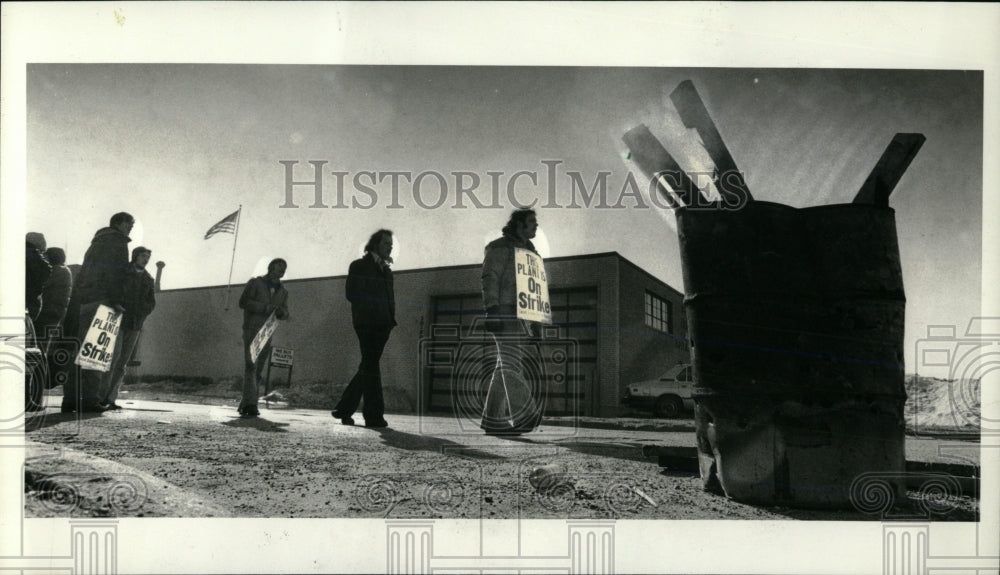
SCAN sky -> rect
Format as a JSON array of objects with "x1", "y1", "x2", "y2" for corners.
[{"x1": 25, "y1": 65, "x2": 983, "y2": 376}]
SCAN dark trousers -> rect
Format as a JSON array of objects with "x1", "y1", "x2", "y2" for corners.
[
  {"x1": 58, "y1": 298, "x2": 82, "y2": 405},
  {"x1": 334, "y1": 326, "x2": 391, "y2": 420}
]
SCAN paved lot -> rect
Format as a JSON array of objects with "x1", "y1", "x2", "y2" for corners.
[{"x1": 23, "y1": 398, "x2": 980, "y2": 521}]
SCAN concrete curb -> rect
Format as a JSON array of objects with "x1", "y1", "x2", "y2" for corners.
[{"x1": 540, "y1": 416, "x2": 695, "y2": 433}]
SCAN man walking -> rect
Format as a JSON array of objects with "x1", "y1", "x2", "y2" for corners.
[
  {"x1": 238, "y1": 258, "x2": 289, "y2": 419},
  {"x1": 480, "y1": 208, "x2": 545, "y2": 435},
  {"x1": 101, "y1": 246, "x2": 156, "y2": 410},
  {"x1": 63, "y1": 212, "x2": 134, "y2": 413},
  {"x1": 332, "y1": 229, "x2": 395, "y2": 428}
]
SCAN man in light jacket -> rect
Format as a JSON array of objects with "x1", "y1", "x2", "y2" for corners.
[
  {"x1": 480, "y1": 208, "x2": 544, "y2": 435},
  {"x1": 237, "y1": 258, "x2": 289, "y2": 418}
]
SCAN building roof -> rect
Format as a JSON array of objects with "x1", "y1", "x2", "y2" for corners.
[{"x1": 158, "y1": 252, "x2": 682, "y2": 295}]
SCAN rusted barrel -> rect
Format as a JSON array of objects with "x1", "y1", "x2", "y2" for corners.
[{"x1": 678, "y1": 201, "x2": 907, "y2": 508}]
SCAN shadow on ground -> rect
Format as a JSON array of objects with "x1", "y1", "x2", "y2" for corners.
[
  {"x1": 221, "y1": 417, "x2": 290, "y2": 432},
  {"x1": 370, "y1": 427, "x2": 506, "y2": 461}
]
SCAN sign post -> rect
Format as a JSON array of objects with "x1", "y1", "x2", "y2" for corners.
[
  {"x1": 513, "y1": 248, "x2": 552, "y2": 324},
  {"x1": 264, "y1": 346, "x2": 294, "y2": 406}
]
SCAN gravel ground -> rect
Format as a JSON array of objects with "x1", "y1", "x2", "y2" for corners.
[{"x1": 24, "y1": 396, "x2": 979, "y2": 521}]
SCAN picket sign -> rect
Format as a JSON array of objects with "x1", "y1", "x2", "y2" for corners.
[
  {"x1": 270, "y1": 347, "x2": 293, "y2": 367},
  {"x1": 514, "y1": 248, "x2": 552, "y2": 324},
  {"x1": 249, "y1": 311, "x2": 278, "y2": 363},
  {"x1": 75, "y1": 304, "x2": 121, "y2": 372}
]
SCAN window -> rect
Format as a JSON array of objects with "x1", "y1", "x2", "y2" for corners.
[{"x1": 644, "y1": 291, "x2": 672, "y2": 334}]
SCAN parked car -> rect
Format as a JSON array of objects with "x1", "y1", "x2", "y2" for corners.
[{"x1": 622, "y1": 363, "x2": 694, "y2": 418}]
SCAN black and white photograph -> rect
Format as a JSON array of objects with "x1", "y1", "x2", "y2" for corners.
[{"x1": 2, "y1": 3, "x2": 997, "y2": 574}]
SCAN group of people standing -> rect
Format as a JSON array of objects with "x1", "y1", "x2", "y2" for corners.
[
  {"x1": 25, "y1": 212, "x2": 157, "y2": 413},
  {"x1": 27, "y1": 207, "x2": 546, "y2": 436},
  {"x1": 238, "y1": 208, "x2": 545, "y2": 435}
]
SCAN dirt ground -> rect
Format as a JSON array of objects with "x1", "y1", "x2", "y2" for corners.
[{"x1": 23, "y1": 393, "x2": 980, "y2": 521}]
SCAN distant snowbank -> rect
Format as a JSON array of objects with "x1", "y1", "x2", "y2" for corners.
[{"x1": 905, "y1": 375, "x2": 980, "y2": 433}]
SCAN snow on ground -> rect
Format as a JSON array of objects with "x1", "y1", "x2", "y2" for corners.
[{"x1": 905, "y1": 375, "x2": 980, "y2": 433}]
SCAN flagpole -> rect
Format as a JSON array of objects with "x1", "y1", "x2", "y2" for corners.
[{"x1": 224, "y1": 205, "x2": 242, "y2": 311}]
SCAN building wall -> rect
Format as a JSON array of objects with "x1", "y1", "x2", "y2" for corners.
[
  {"x1": 137, "y1": 253, "x2": 676, "y2": 417},
  {"x1": 616, "y1": 256, "x2": 689, "y2": 398}
]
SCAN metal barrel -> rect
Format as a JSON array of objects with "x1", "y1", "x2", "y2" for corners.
[{"x1": 678, "y1": 201, "x2": 907, "y2": 508}]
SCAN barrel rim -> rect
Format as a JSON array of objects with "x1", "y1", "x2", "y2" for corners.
[{"x1": 676, "y1": 200, "x2": 897, "y2": 215}]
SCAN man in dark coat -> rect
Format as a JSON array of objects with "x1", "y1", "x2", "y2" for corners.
[
  {"x1": 100, "y1": 246, "x2": 156, "y2": 410},
  {"x1": 332, "y1": 229, "x2": 396, "y2": 428},
  {"x1": 237, "y1": 258, "x2": 289, "y2": 418},
  {"x1": 62, "y1": 212, "x2": 133, "y2": 413}
]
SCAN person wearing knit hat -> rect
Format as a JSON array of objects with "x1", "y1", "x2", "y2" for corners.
[{"x1": 26, "y1": 232, "x2": 47, "y2": 251}]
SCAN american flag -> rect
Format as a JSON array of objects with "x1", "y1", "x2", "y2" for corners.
[{"x1": 204, "y1": 209, "x2": 240, "y2": 239}]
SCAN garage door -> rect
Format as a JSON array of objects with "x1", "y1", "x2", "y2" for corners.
[{"x1": 422, "y1": 287, "x2": 598, "y2": 416}]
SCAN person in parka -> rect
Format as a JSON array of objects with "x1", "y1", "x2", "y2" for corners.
[
  {"x1": 480, "y1": 208, "x2": 545, "y2": 435},
  {"x1": 62, "y1": 212, "x2": 134, "y2": 413},
  {"x1": 36, "y1": 247, "x2": 72, "y2": 338},
  {"x1": 25, "y1": 232, "x2": 51, "y2": 322}
]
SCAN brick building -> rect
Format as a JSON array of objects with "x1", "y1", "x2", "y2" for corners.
[{"x1": 138, "y1": 252, "x2": 687, "y2": 417}]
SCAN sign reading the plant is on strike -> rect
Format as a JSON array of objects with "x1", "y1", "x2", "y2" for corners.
[
  {"x1": 514, "y1": 248, "x2": 552, "y2": 324},
  {"x1": 76, "y1": 304, "x2": 121, "y2": 372}
]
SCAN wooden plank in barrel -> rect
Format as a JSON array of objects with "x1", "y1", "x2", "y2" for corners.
[
  {"x1": 622, "y1": 124, "x2": 708, "y2": 208},
  {"x1": 853, "y1": 133, "x2": 926, "y2": 207},
  {"x1": 669, "y1": 80, "x2": 753, "y2": 204}
]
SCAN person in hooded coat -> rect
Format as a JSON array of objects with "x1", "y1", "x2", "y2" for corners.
[
  {"x1": 36, "y1": 247, "x2": 73, "y2": 339},
  {"x1": 62, "y1": 212, "x2": 134, "y2": 413}
]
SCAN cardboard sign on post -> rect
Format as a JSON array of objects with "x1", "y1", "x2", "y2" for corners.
[
  {"x1": 75, "y1": 304, "x2": 121, "y2": 372},
  {"x1": 249, "y1": 311, "x2": 277, "y2": 363},
  {"x1": 514, "y1": 247, "x2": 552, "y2": 324},
  {"x1": 270, "y1": 347, "x2": 293, "y2": 367}
]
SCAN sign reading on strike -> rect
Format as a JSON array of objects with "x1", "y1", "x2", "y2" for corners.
[
  {"x1": 249, "y1": 311, "x2": 277, "y2": 363},
  {"x1": 270, "y1": 346, "x2": 293, "y2": 367},
  {"x1": 514, "y1": 247, "x2": 552, "y2": 324},
  {"x1": 75, "y1": 304, "x2": 121, "y2": 372}
]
